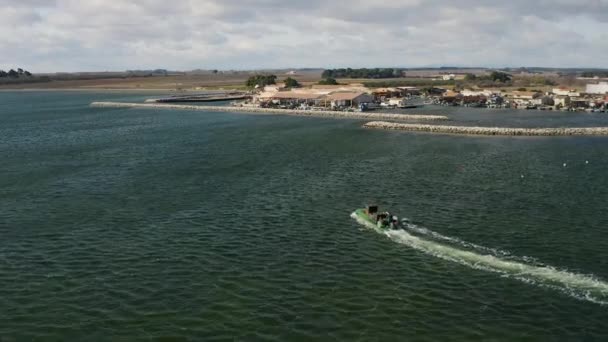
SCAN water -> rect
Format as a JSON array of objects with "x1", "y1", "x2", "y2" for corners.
[
  {"x1": 2, "y1": 91, "x2": 608, "y2": 340},
  {"x1": 352, "y1": 214, "x2": 608, "y2": 305}
]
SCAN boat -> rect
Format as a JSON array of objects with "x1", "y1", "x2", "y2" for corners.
[{"x1": 352, "y1": 205, "x2": 402, "y2": 230}]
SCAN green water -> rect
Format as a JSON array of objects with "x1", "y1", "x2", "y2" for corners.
[{"x1": 2, "y1": 91, "x2": 608, "y2": 340}]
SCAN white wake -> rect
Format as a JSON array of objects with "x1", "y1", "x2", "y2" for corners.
[{"x1": 351, "y1": 212, "x2": 608, "y2": 305}]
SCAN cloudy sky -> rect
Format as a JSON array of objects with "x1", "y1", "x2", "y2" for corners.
[{"x1": 2, "y1": 0, "x2": 607, "y2": 72}]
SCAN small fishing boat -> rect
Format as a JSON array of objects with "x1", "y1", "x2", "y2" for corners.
[{"x1": 352, "y1": 205, "x2": 402, "y2": 230}]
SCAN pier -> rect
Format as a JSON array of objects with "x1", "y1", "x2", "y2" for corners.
[
  {"x1": 363, "y1": 121, "x2": 608, "y2": 136},
  {"x1": 90, "y1": 102, "x2": 449, "y2": 121}
]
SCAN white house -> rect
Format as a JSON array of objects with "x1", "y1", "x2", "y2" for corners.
[
  {"x1": 461, "y1": 89, "x2": 497, "y2": 97},
  {"x1": 326, "y1": 92, "x2": 374, "y2": 108},
  {"x1": 586, "y1": 82, "x2": 608, "y2": 94},
  {"x1": 553, "y1": 87, "x2": 580, "y2": 97},
  {"x1": 509, "y1": 91, "x2": 541, "y2": 106},
  {"x1": 554, "y1": 96, "x2": 571, "y2": 108}
]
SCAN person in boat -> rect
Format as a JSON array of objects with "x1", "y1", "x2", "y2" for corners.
[{"x1": 390, "y1": 215, "x2": 399, "y2": 229}]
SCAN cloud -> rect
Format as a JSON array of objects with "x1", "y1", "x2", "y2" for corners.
[{"x1": 0, "y1": 0, "x2": 606, "y2": 71}]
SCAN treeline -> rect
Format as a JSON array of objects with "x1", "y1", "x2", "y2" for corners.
[
  {"x1": 0, "y1": 68, "x2": 33, "y2": 78},
  {"x1": 0, "y1": 68, "x2": 51, "y2": 85},
  {"x1": 462, "y1": 71, "x2": 512, "y2": 83},
  {"x1": 322, "y1": 68, "x2": 405, "y2": 79},
  {"x1": 246, "y1": 75, "x2": 303, "y2": 89},
  {"x1": 246, "y1": 75, "x2": 277, "y2": 88},
  {"x1": 363, "y1": 79, "x2": 456, "y2": 88},
  {"x1": 581, "y1": 71, "x2": 608, "y2": 78}
]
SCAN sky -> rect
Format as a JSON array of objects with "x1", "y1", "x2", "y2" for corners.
[{"x1": 1, "y1": 0, "x2": 608, "y2": 72}]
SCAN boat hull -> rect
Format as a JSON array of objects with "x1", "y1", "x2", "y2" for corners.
[{"x1": 351, "y1": 208, "x2": 387, "y2": 230}]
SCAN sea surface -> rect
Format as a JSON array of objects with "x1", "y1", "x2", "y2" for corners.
[{"x1": 2, "y1": 91, "x2": 608, "y2": 341}]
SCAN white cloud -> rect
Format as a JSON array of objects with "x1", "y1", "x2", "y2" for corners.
[{"x1": 0, "y1": 0, "x2": 606, "y2": 71}]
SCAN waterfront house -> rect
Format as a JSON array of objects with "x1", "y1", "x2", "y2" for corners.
[
  {"x1": 372, "y1": 88, "x2": 403, "y2": 101},
  {"x1": 396, "y1": 86, "x2": 421, "y2": 96},
  {"x1": 554, "y1": 95, "x2": 571, "y2": 108},
  {"x1": 441, "y1": 90, "x2": 463, "y2": 104},
  {"x1": 461, "y1": 89, "x2": 498, "y2": 97},
  {"x1": 326, "y1": 92, "x2": 374, "y2": 108},
  {"x1": 269, "y1": 91, "x2": 325, "y2": 106},
  {"x1": 486, "y1": 94, "x2": 505, "y2": 107},
  {"x1": 570, "y1": 98, "x2": 590, "y2": 109},
  {"x1": 553, "y1": 87, "x2": 580, "y2": 97},
  {"x1": 508, "y1": 91, "x2": 541, "y2": 107}
]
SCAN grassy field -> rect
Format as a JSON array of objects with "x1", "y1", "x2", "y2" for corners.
[
  {"x1": 0, "y1": 69, "x2": 590, "y2": 92},
  {"x1": 0, "y1": 70, "x2": 325, "y2": 91}
]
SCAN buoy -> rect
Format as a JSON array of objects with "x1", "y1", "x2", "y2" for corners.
[
  {"x1": 563, "y1": 163, "x2": 567, "y2": 167},
  {"x1": 521, "y1": 174, "x2": 525, "y2": 179},
  {"x1": 586, "y1": 160, "x2": 589, "y2": 164}
]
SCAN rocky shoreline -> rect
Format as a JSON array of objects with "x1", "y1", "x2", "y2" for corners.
[
  {"x1": 363, "y1": 121, "x2": 608, "y2": 136},
  {"x1": 90, "y1": 102, "x2": 449, "y2": 121}
]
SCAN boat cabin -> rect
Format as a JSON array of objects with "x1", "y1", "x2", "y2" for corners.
[{"x1": 366, "y1": 205, "x2": 378, "y2": 215}]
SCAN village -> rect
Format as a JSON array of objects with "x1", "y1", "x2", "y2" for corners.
[{"x1": 236, "y1": 80, "x2": 608, "y2": 113}]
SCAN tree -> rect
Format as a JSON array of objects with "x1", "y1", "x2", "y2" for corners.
[
  {"x1": 490, "y1": 71, "x2": 512, "y2": 83},
  {"x1": 17, "y1": 68, "x2": 24, "y2": 75},
  {"x1": 464, "y1": 73, "x2": 477, "y2": 81},
  {"x1": 0, "y1": 70, "x2": 7, "y2": 78},
  {"x1": 8, "y1": 69, "x2": 19, "y2": 78},
  {"x1": 283, "y1": 77, "x2": 300, "y2": 88},
  {"x1": 318, "y1": 77, "x2": 338, "y2": 85},
  {"x1": 246, "y1": 74, "x2": 277, "y2": 88},
  {"x1": 212, "y1": 70, "x2": 218, "y2": 74},
  {"x1": 24, "y1": 71, "x2": 32, "y2": 77}
]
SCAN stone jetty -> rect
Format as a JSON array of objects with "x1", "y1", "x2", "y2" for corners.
[
  {"x1": 90, "y1": 102, "x2": 449, "y2": 121},
  {"x1": 363, "y1": 121, "x2": 608, "y2": 137}
]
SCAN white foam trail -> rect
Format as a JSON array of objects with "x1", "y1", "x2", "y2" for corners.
[
  {"x1": 352, "y1": 212, "x2": 608, "y2": 305},
  {"x1": 403, "y1": 221, "x2": 513, "y2": 257}
]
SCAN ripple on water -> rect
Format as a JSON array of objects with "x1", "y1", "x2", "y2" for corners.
[{"x1": 2, "y1": 93, "x2": 608, "y2": 340}]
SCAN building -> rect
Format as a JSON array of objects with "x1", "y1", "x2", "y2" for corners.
[
  {"x1": 396, "y1": 86, "x2": 421, "y2": 96},
  {"x1": 441, "y1": 90, "x2": 463, "y2": 104},
  {"x1": 554, "y1": 95, "x2": 571, "y2": 108},
  {"x1": 586, "y1": 82, "x2": 608, "y2": 95},
  {"x1": 372, "y1": 88, "x2": 403, "y2": 101},
  {"x1": 461, "y1": 89, "x2": 497, "y2": 97},
  {"x1": 267, "y1": 91, "x2": 325, "y2": 106},
  {"x1": 508, "y1": 91, "x2": 541, "y2": 107},
  {"x1": 570, "y1": 98, "x2": 590, "y2": 108},
  {"x1": 325, "y1": 92, "x2": 374, "y2": 108},
  {"x1": 553, "y1": 87, "x2": 580, "y2": 97},
  {"x1": 438, "y1": 73, "x2": 466, "y2": 81}
]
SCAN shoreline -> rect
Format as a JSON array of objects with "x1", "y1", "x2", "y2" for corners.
[
  {"x1": 90, "y1": 102, "x2": 449, "y2": 121},
  {"x1": 363, "y1": 121, "x2": 608, "y2": 137}
]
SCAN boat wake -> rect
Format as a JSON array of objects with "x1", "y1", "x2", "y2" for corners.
[{"x1": 351, "y1": 212, "x2": 608, "y2": 305}]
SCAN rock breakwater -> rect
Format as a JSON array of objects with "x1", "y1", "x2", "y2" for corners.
[
  {"x1": 363, "y1": 121, "x2": 608, "y2": 136},
  {"x1": 90, "y1": 102, "x2": 449, "y2": 121}
]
